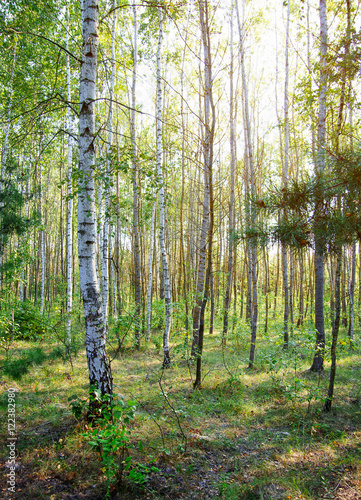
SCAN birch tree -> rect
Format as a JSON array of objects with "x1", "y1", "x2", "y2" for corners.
[
  {"x1": 282, "y1": 0, "x2": 291, "y2": 349},
  {"x1": 192, "y1": 0, "x2": 215, "y2": 388},
  {"x1": 66, "y1": 2, "x2": 73, "y2": 351},
  {"x1": 222, "y1": 1, "x2": 236, "y2": 345},
  {"x1": 131, "y1": 3, "x2": 142, "y2": 349},
  {"x1": 310, "y1": 0, "x2": 327, "y2": 372},
  {"x1": 236, "y1": 0, "x2": 258, "y2": 368},
  {"x1": 156, "y1": 3, "x2": 172, "y2": 367},
  {"x1": 146, "y1": 198, "x2": 157, "y2": 341},
  {"x1": 100, "y1": 0, "x2": 117, "y2": 332},
  {"x1": 78, "y1": 0, "x2": 112, "y2": 396}
]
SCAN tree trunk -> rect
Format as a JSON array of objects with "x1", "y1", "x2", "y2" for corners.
[
  {"x1": 310, "y1": 0, "x2": 327, "y2": 372},
  {"x1": 100, "y1": 0, "x2": 116, "y2": 332},
  {"x1": 66, "y1": 2, "x2": 73, "y2": 351},
  {"x1": 282, "y1": 0, "x2": 291, "y2": 349},
  {"x1": 222, "y1": 1, "x2": 236, "y2": 346},
  {"x1": 192, "y1": 0, "x2": 215, "y2": 387},
  {"x1": 78, "y1": 0, "x2": 112, "y2": 396},
  {"x1": 156, "y1": 3, "x2": 172, "y2": 367},
  {"x1": 236, "y1": 0, "x2": 258, "y2": 368},
  {"x1": 131, "y1": 3, "x2": 142, "y2": 349},
  {"x1": 146, "y1": 199, "x2": 156, "y2": 341},
  {"x1": 323, "y1": 247, "x2": 341, "y2": 411},
  {"x1": 347, "y1": 242, "x2": 356, "y2": 340}
]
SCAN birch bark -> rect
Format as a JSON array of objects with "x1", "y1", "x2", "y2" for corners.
[
  {"x1": 131, "y1": 3, "x2": 142, "y2": 348},
  {"x1": 193, "y1": 0, "x2": 215, "y2": 387},
  {"x1": 191, "y1": 0, "x2": 212, "y2": 358},
  {"x1": 156, "y1": 3, "x2": 172, "y2": 367},
  {"x1": 222, "y1": 1, "x2": 236, "y2": 345},
  {"x1": 146, "y1": 199, "x2": 156, "y2": 341},
  {"x1": 282, "y1": 0, "x2": 290, "y2": 349},
  {"x1": 66, "y1": 2, "x2": 73, "y2": 350},
  {"x1": 78, "y1": 0, "x2": 112, "y2": 396},
  {"x1": 310, "y1": 0, "x2": 327, "y2": 372},
  {"x1": 236, "y1": 0, "x2": 258, "y2": 367},
  {"x1": 100, "y1": 0, "x2": 116, "y2": 332},
  {"x1": 323, "y1": 246, "x2": 341, "y2": 411}
]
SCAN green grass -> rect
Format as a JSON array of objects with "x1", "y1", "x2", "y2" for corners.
[{"x1": 0, "y1": 314, "x2": 360, "y2": 499}]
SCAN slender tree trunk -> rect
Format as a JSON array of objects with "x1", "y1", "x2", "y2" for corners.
[
  {"x1": 40, "y1": 163, "x2": 45, "y2": 315},
  {"x1": 66, "y1": 2, "x2": 73, "y2": 351},
  {"x1": 156, "y1": 3, "x2": 172, "y2": 367},
  {"x1": 282, "y1": 0, "x2": 291, "y2": 349},
  {"x1": 323, "y1": 247, "x2": 341, "y2": 411},
  {"x1": 131, "y1": 3, "x2": 142, "y2": 349},
  {"x1": 347, "y1": 242, "x2": 356, "y2": 340},
  {"x1": 78, "y1": 0, "x2": 112, "y2": 396},
  {"x1": 297, "y1": 252, "x2": 304, "y2": 326},
  {"x1": 236, "y1": 0, "x2": 258, "y2": 368},
  {"x1": 310, "y1": 0, "x2": 327, "y2": 372},
  {"x1": 180, "y1": 55, "x2": 190, "y2": 336},
  {"x1": 146, "y1": 199, "x2": 156, "y2": 341},
  {"x1": 192, "y1": 0, "x2": 215, "y2": 388},
  {"x1": 223, "y1": 1, "x2": 236, "y2": 345},
  {"x1": 273, "y1": 242, "x2": 280, "y2": 318},
  {"x1": 264, "y1": 248, "x2": 269, "y2": 334},
  {"x1": 100, "y1": 0, "x2": 116, "y2": 332}
]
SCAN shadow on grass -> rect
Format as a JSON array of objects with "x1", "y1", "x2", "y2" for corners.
[{"x1": 1, "y1": 345, "x2": 77, "y2": 380}]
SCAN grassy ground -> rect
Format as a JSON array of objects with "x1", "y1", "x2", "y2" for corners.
[{"x1": 1, "y1": 317, "x2": 361, "y2": 500}]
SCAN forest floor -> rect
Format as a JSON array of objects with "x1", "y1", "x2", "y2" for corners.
[{"x1": 1, "y1": 321, "x2": 361, "y2": 500}]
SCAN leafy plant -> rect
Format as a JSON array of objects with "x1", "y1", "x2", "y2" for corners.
[
  {"x1": 3, "y1": 347, "x2": 47, "y2": 379},
  {"x1": 81, "y1": 393, "x2": 158, "y2": 498},
  {"x1": 13, "y1": 302, "x2": 49, "y2": 340},
  {"x1": 0, "y1": 313, "x2": 17, "y2": 358},
  {"x1": 68, "y1": 394, "x2": 88, "y2": 421}
]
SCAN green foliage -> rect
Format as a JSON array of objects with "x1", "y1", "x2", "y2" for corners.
[
  {"x1": 111, "y1": 309, "x2": 140, "y2": 351},
  {"x1": 68, "y1": 394, "x2": 88, "y2": 421},
  {"x1": 0, "y1": 178, "x2": 38, "y2": 279},
  {"x1": 3, "y1": 346, "x2": 46, "y2": 379},
  {"x1": 252, "y1": 150, "x2": 361, "y2": 253},
  {"x1": 2, "y1": 344, "x2": 64, "y2": 380},
  {"x1": 151, "y1": 299, "x2": 166, "y2": 330},
  {"x1": 13, "y1": 301, "x2": 49, "y2": 340},
  {"x1": 78, "y1": 392, "x2": 158, "y2": 499},
  {"x1": 0, "y1": 313, "x2": 17, "y2": 357}
]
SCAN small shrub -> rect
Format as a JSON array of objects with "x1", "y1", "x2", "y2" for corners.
[
  {"x1": 0, "y1": 313, "x2": 17, "y2": 358},
  {"x1": 3, "y1": 347, "x2": 47, "y2": 379},
  {"x1": 79, "y1": 392, "x2": 158, "y2": 498},
  {"x1": 13, "y1": 302, "x2": 49, "y2": 340}
]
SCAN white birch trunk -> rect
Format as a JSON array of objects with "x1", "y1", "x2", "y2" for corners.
[
  {"x1": 100, "y1": 0, "x2": 116, "y2": 331},
  {"x1": 156, "y1": 4, "x2": 172, "y2": 367},
  {"x1": 146, "y1": 199, "x2": 157, "y2": 341},
  {"x1": 39, "y1": 164, "x2": 45, "y2": 315},
  {"x1": 222, "y1": 1, "x2": 236, "y2": 343},
  {"x1": 311, "y1": 0, "x2": 327, "y2": 372},
  {"x1": 193, "y1": 0, "x2": 215, "y2": 388},
  {"x1": 191, "y1": 0, "x2": 211, "y2": 359},
  {"x1": 78, "y1": 0, "x2": 112, "y2": 396},
  {"x1": 282, "y1": 0, "x2": 291, "y2": 348},
  {"x1": 346, "y1": 243, "x2": 356, "y2": 340},
  {"x1": 110, "y1": 233, "x2": 117, "y2": 320},
  {"x1": 66, "y1": 2, "x2": 73, "y2": 349},
  {"x1": 236, "y1": 0, "x2": 258, "y2": 367},
  {"x1": 19, "y1": 164, "x2": 29, "y2": 302},
  {"x1": 131, "y1": 3, "x2": 142, "y2": 348}
]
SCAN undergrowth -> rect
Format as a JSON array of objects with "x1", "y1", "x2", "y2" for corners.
[{"x1": 0, "y1": 312, "x2": 360, "y2": 499}]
